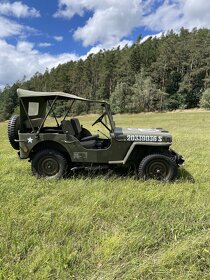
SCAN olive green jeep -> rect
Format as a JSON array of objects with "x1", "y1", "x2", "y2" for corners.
[{"x1": 8, "y1": 88, "x2": 184, "y2": 181}]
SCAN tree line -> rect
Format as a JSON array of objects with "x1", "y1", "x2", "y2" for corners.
[{"x1": 0, "y1": 27, "x2": 210, "y2": 121}]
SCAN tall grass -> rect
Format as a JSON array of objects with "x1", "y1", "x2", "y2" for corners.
[{"x1": 0, "y1": 111, "x2": 209, "y2": 279}]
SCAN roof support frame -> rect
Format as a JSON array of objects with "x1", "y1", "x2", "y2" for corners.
[
  {"x1": 48, "y1": 100, "x2": 59, "y2": 127},
  {"x1": 63, "y1": 99, "x2": 75, "y2": 121},
  {"x1": 19, "y1": 98, "x2": 35, "y2": 133},
  {"x1": 36, "y1": 96, "x2": 58, "y2": 137}
]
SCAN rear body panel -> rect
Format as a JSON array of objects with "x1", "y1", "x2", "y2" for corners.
[{"x1": 18, "y1": 132, "x2": 132, "y2": 163}]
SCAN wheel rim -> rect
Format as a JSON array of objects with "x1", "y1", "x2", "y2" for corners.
[
  {"x1": 38, "y1": 156, "x2": 59, "y2": 176},
  {"x1": 145, "y1": 159, "x2": 170, "y2": 180}
]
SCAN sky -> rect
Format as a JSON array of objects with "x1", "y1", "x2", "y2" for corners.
[{"x1": 0, "y1": 0, "x2": 210, "y2": 88}]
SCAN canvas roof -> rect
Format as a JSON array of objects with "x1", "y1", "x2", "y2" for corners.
[{"x1": 17, "y1": 88, "x2": 106, "y2": 103}]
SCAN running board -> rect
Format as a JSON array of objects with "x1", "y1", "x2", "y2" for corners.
[{"x1": 71, "y1": 165, "x2": 109, "y2": 172}]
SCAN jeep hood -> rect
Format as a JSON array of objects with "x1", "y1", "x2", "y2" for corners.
[{"x1": 113, "y1": 127, "x2": 172, "y2": 144}]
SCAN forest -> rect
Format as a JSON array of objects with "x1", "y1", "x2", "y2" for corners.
[{"x1": 0, "y1": 27, "x2": 210, "y2": 121}]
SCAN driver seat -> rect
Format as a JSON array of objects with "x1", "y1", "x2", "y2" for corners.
[{"x1": 70, "y1": 118, "x2": 99, "y2": 148}]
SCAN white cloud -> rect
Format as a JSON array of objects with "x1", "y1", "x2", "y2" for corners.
[
  {"x1": 38, "y1": 42, "x2": 52, "y2": 48},
  {"x1": 0, "y1": 15, "x2": 37, "y2": 38},
  {"x1": 0, "y1": 84, "x2": 5, "y2": 91},
  {"x1": 0, "y1": 39, "x2": 79, "y2": 86},
  {"x1": 182, "y1": 0, "x2": 210, "y2": 29},
  {"x1": 0, "y1": 15, "x2": 23, "y2": 38},
  {"x1": 144, "y1": 0, "x2": 210, "y2": 32},
  {"x1": 54, "y1": 0, "x2": 84, "y2": 18},
  {"x1": 53, "y1": 36, "x2": 63, "y2": 42},
  {"x1": 73, "y1": 4, "x2": 140, "y2": 47},
  {"x1": 55, "y1": 0, "x2": 144, "y2": 47},
  {"x1": 0, "y1": 1, "x2": 40, "y2": 18},
  {"x1": 143, "y1": 1, "x2": 182, "y2": 31},
  {"x1": 81, "y1": 39, "x2": 133, "y2": 60},
  {"x1": 140, "y1": 32, "x2": 163, "y2": 44},
  {"x1": 55, "y1": 0, "x2": 210, "y2": 48}
]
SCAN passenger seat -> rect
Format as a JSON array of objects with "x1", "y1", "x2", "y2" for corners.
[{"x1": 61, "y1": 119, "x2": 98, "y2": 149}]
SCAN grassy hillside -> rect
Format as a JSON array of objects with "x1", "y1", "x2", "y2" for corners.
[{"x1": 0, "y1": 111, "x2": 210, "y2": 279}]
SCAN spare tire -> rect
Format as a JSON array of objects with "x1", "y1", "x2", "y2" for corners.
[{"x1": 8, "y1": 115, "x2": 20, "y2": 150}]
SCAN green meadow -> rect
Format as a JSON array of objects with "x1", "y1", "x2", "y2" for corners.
[{"x1": 0, "y1": 111, "x2": 210, "y2": 279}]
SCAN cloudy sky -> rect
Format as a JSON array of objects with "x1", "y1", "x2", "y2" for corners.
[{"x1": 0, "y1": 0, "x2": 210, "y2": 88}]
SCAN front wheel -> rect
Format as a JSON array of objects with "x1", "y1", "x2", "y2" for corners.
[
  {"x1": 32, "y1": 149, "x2": 68, "y2": 179},
  {"x1": 138, "y1": 154, "x2": 177, "y2": 181}
]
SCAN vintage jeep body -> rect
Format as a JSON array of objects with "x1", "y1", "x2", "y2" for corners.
[{"x1": 8, "y1": 88, "x2": 184, "y2": 181}]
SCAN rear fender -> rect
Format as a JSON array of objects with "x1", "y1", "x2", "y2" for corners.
[{"x1": 29, "y1": 140, "x2": 71, "y2": 163}]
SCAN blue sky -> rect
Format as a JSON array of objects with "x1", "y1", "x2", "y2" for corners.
[
  {"x1": 16, "y1": 0, "x2": 93, "y2": 55},
  {"x1": 0, "y1": 0, "x2": 210, "y2": 88}
]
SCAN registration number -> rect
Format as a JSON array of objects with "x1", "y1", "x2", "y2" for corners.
[{"x1": 126, "y1": 135, "x2": 163, "y2": 142}]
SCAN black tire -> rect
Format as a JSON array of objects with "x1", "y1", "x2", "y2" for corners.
[
  {"x1": 8, "y1": 115, "x2": 20, "y2": 150},
  {"x1": 138, "y1": 153, "x2": 177, "y2": 181},
  {"x1": 31, "y1": 149, "x2": 68, "y2": 179}
]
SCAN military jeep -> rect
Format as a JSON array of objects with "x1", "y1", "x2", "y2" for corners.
[{"x1": 8, "y1": 88, "x2": 184, "y2": 181}]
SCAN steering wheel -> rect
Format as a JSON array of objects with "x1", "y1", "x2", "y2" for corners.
[{"x1": 92, "y1": 112, "x2": 107, "y2": 126}]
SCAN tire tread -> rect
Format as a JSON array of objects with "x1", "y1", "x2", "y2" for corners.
[
  {"x1": 8, "y1": 115, "x2": 20, "y2": 150},
  {"x1": 31, "y1": 149, "x2": 68, "y2": 179},
  {"x1": 138, "y1": 153, "x2": 177, "y2": 181}
]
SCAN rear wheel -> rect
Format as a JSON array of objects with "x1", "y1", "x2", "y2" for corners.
[
  {"x1": 138, "y1": 153, "x2": 177, "y2": 181},
  {"x1": 32, "y1": 149, "x2": 68, "y2": 179}
]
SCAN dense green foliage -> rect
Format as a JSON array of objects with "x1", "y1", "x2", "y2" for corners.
[
  {"x1": 200, "y1": 88, "x2": 210, "y2": 109},
  {"x1": 1, "y1": 28, "x2": 210, "y2": 120},
  {"x1": 0, "y1": 111, "x2": 210, "y2": 279}
]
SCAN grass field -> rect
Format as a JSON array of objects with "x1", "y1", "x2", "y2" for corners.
[{"x1": 0, "y1": 111, "x2": 210, "y2": 279}]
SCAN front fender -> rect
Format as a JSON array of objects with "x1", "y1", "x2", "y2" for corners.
[{"x1": 109, "y1": 142, "x2": 171, "y2": 164}]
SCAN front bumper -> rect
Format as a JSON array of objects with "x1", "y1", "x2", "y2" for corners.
[{"x1": 170, "y1": 149, "x2": 185, "y2": 165}]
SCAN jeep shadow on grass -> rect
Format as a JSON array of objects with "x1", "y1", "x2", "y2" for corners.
[{"x1": 8, "y1": 89, "x2": 184, "y2": 181}]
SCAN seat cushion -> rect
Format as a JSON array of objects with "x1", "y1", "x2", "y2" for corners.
[
  {"x1": 81, "y1": 134, "x2": 99, "y2": 141},
  {"x1": 80, "y1": 139, "x2": 96, "y2": 149}
]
